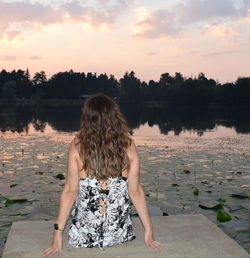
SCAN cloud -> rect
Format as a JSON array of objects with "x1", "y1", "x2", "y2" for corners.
[
  {"x1": 0, "y1": 54, "x2": 43, "y2": 61},
  {"x1": 180, "y1": 0, "x2": 246, "y2": 23},
  {"x1": 0, "y1": 0, "x2": 130, "y2": 40},
  {"x1": 203, "y1": 24, "x2": 241, "y2": 40},
  {"x1": 0, "y1": 55, "x2": 17, "y2": 61},
  {"x1": 202, "y1": 50, "x2": 239, "y2": 58},
  {"x1": 4, "y1": 30, "x2": 22, "y2": 41},
  {"x1": 135, "y1": 0, "x2": 249, "y2": 39},
  {"x1": 242, "y1": 8, "x2": 250, "y2": 23},
  {"x1": 147, "y1": 52, "x2": 157, "y2": 56},
  {"x1": 29, "y1": 55, "x2": 42, "y2": 60},
  {"x1": 135, "y1": 9, "x2": 182, "y2": 39}
]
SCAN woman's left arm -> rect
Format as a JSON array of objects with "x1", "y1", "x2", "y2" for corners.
[{"x1": 42, "y1": 138, "x2": 79, "y2": 257}]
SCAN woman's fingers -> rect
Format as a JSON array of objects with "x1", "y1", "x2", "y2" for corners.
[
  {"x1": 42, "y1": 247, "x2": 52, "y2": 256},
  {"x1": 153, "y1": 240, "x2": 163, "y2": 248},
  {"x1": 51, "y1": 248, "x2": 58, "y2": 257},
  {"x1": 146, "y1": 240, "x2": 164, "y2": 250},
  {"x1": 42, "y1": 247, "x2": 58, "y2": 257}
]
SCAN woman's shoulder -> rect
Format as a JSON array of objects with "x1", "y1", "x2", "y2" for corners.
[
  {"x1": 126, "y1": 137, "x2": 137, "y2": 159},
  {"x1": 69, "y1": 135, "x2": 81, "y2": 155},
  {"x1": 127, "y1": 136, "x2": 136, "y2": 148}
]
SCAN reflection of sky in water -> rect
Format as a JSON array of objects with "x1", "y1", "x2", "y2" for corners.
[
  {"x1": 0, "y1": 122, "x2": 242, "y2": 140},
  {"x1": 0, "y1": 122, "x2": 76, "y2": 142},
  {"x1": 133, "y1": 124, "x2": 239, "y2": 138},
  {"x1": 132, "y1": 124, "x2": 250, "y2": 148}
]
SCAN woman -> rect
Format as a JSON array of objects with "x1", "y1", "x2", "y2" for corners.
[{"x1": 42, "y1": 93, "x2": 163, "y2": 257}]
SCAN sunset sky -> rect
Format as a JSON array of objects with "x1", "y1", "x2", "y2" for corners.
[{"x1": 0, "y1": 0, "x2": 250, "y2": 83}]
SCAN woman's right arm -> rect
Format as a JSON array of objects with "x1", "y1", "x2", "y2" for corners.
[
  {"x1": 42, "y1": 138, "x2": 79, "y2": 257},
  {"x1": 127, "y1": 139, "x2": 163, "y2": 250}
]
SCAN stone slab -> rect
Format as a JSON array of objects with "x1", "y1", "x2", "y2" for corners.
[{"x1": 3, "y1": 214, "x2": 250, "y2": 258}]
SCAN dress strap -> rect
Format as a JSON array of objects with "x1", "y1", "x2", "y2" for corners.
[{"x1": 97, "y1": 179, "x2": 110, "y2": 251}]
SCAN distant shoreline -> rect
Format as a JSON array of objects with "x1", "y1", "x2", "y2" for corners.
[{"x1": 0, "y1": 98, "x2": 249, "y2": 108}]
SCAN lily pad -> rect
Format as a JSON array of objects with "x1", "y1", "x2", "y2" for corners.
[
  {"x1": 10, "y1": 184, "x2": 17, "y2": 188},
  {"x1": 0, "y1": 197, "x2": 7, "y2": 202},
  {"x1": 183, "y1": 169, "x2": 191, "y2": 174},
  {"x1": 218, "y1": 197, "x2": 226, "y2": 202},
  {"x1": 35, "y1": 171, "x2": 44, "y2": 175},
  {"x1": 172, "y1": 183, "x2": 179, "y2": 187},
  {"x1": 11, "y1": 213, "x2": 29, "y2": 216},
  {"x1": 217, "y1": 209, "x2": 232, "y2": 222},
  {"x1": 231, "y1": 192, "x2": 249, "y2": 199},
  {"x1": 4, "y1": 198, "x2": 28, "y2": 206},
  {"x1": 229, "y1": 205, "x2": 247, "y2": 212},
  {"x1": 54, "y1": 173, "x2": 65, "y2": 180},
  {"x1": 199, "y1": 201, "x2": 224, "y2": 210}
]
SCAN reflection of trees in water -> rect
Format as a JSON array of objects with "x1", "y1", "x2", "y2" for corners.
[
  {"x1": 214, "y1": 107, "x2": 250, "y2": 134},
  {"x1": 121, "y1": 105, "x2": 216, "y2": 136},
  {"x1": 121, "y1": 105, "x2": 250, "y2": 135},
  {"x1": 32, "y1": 119, "x2": 46, "y2": 132},
  {"x1": 0, "y1": 104, "x2": 250, "y2": 135},
  {"x1": 0, "y1": 105, "x2": 32, "y2": 133},
  {"x1": 0, "y1": 105, "x2": 81, "y2": 134},
  {"x1": 35, "y1": 107, "x2": 81, "y2": 132}
]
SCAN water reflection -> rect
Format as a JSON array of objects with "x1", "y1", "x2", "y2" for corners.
[{"x1": 0, "y1": 104, "x2": 250, "y2": 136}]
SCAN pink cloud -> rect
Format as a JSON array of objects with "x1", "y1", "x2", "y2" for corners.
[
  {"x1": 135, "y1": 0, "x2": 249, "y2": 39},
  {"x1": 0, "y1": 55, "x2": 17, "y2": 61},
  {"x1": 203, "y1": 24, "x2": 241, "y2": 41},
  {"x1": 29, "y1": 56, "x2": 42, "y2": 60},
  {"x1": 135, "y1": 9, "x2": 182, "y2": 39},
  {"x1": 0, "y1": 0, "x2": 129, "y2": 40},
  {"x1": 202, "y1": 50, "x2": 239, "y2": 58}
]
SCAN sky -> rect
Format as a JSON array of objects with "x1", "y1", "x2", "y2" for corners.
[{"x1": 0, "y1": 0, "x2": 250, "y2": 83}]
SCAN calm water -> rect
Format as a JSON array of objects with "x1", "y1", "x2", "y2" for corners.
[
  {"x1": 0, "y1": 104, "x2": 250, "y2": 255},
  {"x1": 1, "y1": 104, "x2": 250, "y2": 138}
]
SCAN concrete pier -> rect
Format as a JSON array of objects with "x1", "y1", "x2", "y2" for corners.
[{"x1": 3, "y1": 214, "x2": 250, "y2": 258}]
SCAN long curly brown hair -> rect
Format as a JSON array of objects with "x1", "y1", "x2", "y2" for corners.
[{"x1": 76, "y1": 93, "x2": 132, "y2": 180}]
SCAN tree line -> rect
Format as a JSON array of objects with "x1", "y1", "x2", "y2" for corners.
[{"x1": 0, "y1": 69, "x2": 249, "y2": 105}]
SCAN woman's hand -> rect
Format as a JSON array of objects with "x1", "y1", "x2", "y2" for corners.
[
  {"x1": 42, "y1": 231, "x2": 63, "y2": 257},
  {"x1": 144, "y1": 230, "x2": 164, "y2": 250}
]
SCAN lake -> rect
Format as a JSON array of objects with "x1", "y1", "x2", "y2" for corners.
[{"x1": 0, "y1": 104, "x2": 249, "y2": 256}]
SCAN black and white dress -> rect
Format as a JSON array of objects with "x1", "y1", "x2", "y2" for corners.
[{"x1": 68, "y1": 176, "x2": 136, "y2": 250}]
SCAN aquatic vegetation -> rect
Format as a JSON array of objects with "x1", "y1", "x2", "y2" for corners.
[
  {"x1": 217, "y1": 197, "x2": 226, "y2": 202},
  {"x1": 4, "y1": 198, "x2": 28, "y2": 206},
  {"x1": 54, "y1": 173, "x2": 65, "y2": 180},
  {"x1": 217, "y1": 209, "x2": 232, "y2": 222},
  {"x1": 182, "y1": 169, "x2": 191, "y2": 174},
  {"x1": 193, "y1": 187, "x2": 199, "y2": 196}
]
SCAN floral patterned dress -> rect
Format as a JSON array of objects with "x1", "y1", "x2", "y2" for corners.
[{"x1": 68, "y1": 176, "x2": 136, "y2": 250}]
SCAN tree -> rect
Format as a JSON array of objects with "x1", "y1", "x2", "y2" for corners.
[
  {"x1": 235, "y1": 77, "x2": 250, "y2": 105},
  {"x1": 159, "y1": 73, "x2": 173, "y2": 86},
  {"x1": 32, "y1": 71, "x2": 47, "y2": 85},
  {"x1": 159, "y1": 73, "x2": 174, "y2": 101},
  {"x1": 1, "y1": 80, "x2": 17, "y2": 100},
  {"x1": 119, "y1": 71, "x2": 142, "y2": 103},
  {"x1": 47, "y1": 70, "x2": 83, "y2": 99}
]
